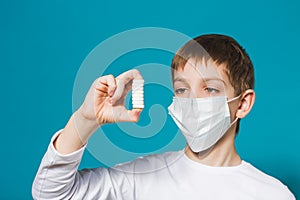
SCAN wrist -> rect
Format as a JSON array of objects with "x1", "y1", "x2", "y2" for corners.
[{"x1": 73, "y1": 110, "x2": 100, "y2": 141}]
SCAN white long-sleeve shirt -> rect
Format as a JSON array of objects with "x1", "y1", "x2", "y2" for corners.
[{"x1": 32, "y1": 130, "x2": 295, "y2": 200}]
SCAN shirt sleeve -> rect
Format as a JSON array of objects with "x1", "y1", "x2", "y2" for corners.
[{"x1": 32, "y1": 130, "x2": 134, "y2": 200}]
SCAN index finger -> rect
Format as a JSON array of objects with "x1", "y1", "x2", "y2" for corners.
[
  {"x1": 111, "y1": 69, "x2": 143, "y2": 103},
  {"x1": 116, "y1": 69, "x2": 143, "y2": 83}
]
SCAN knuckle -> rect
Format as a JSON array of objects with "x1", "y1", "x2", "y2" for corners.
[
  {"x1": 131, "y1": 69, "x2": 140, "y2": 75},
  {"x1": 131, "y1": 69, "x2": 143, "y2": 79},
  {"x1": 94, "y1": 77, "x2": 102, "y2": 84},
  {"x1": 107, "y1": 74, "x2": 115, "y2": 79}
]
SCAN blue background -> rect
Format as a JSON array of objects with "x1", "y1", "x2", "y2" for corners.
[{"x1": 0, "y1": 0, "x2": 299, "y2": 199}]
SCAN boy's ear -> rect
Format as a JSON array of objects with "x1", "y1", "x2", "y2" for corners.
[{"x1": 236, "y1": 89, "x2": 255, "y2": 119}]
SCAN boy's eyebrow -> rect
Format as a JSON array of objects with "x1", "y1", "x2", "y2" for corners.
[
  {"x1": 173, "y1": 77, "x2": 226, "y2": 86},
  {"x1": 203, "y1": 77, "x2": 227, "y2": 86},
  {"x1": 173, "y1": 77, "x2": 188, "y2": 83}
]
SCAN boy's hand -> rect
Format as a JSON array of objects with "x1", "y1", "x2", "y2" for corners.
[
  {"x1": 77, "y1": 69, "x2": 143, "y2": 126},
  {"x1": 54, "y1": 69, "x2": 144, "y2": 154}
]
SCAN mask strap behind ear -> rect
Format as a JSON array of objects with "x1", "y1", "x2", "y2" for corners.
[
  {"x1": 227, "y1": 94, "x2": 241, "y2": 103},
  {"x1": 230, "y1": 116, "x2": 239, "y2": 126}
]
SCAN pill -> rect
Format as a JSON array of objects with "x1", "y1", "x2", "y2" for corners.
[
  {"x1": 132, "y1": 79, "x2": 144, "y2": 109},
  {"x1": 132, "y1": 93, "x2": 144, "y2": 97},
  {"x1": 132, "y1": 85, "x2": 144, "y2": 88},
  {"x1": 132, "y1": 97, "x2": 144, "y2": 101},
  {"x1": 132, "y1": 100, "x2": 144, "y2": 104},
  {"x1": 133, "y1": 104, "x2": 144, "y2": 109},
  {"x1": 132, "y1": 79, "x2": 144, "y2": 83},
  {"x1": 132, "y1": 90, "x2": 144, "y2": 94},
  {"x1": 132, "y1": 94, "x2": 144, "y2": 99}
]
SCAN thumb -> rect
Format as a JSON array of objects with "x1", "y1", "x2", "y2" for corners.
[{"x1": 118, "y1": 108, "x2": 143, "y2": 123}]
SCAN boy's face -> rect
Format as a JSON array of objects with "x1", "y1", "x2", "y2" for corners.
[{"x1": 172, "y1": 58, "x2": 240, "y2": 120}]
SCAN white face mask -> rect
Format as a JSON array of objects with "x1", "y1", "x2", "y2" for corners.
[{"x1": 168, "y1": 95, "x2": 240, "y2": 152}]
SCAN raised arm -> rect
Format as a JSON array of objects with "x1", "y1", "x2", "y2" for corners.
[{"x1": 32, "y1": 69, "x2": 143, "y2": 199}]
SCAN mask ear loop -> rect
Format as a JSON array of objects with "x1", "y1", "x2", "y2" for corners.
[
  {"x1": 227, "y1": 94, "x2": 241, "y2": 103},
  {"x1": 230, "y1": 117, "x2": 239, "y2": 126},
  {"x1": 227, "y1": 94, "x2": 242, "y2": 126}
]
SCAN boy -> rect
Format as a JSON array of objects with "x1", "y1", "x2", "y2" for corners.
[{"x1": 32, "y1": 34, "x2": 295, "y2": 199}]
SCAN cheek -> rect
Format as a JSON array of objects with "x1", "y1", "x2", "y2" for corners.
[{"x1": 228, "y1": 102, "x2": 239, "y2": 120}]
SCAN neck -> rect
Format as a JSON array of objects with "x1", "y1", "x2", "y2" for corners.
[{"x1": 184, "y1": 129, "x2": 242, "y2": 167}]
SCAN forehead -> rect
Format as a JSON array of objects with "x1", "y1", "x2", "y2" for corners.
[{"x1": 173, "y1": 58, "x2": 230, "y2": 84}]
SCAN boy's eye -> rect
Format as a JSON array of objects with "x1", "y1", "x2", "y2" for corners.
[
  {"x1": 204, "y1": 87, "x2": 220, "y2": 94},
  {"x1": 175, "y1": 88, "x2": 187, "y2": 94}
]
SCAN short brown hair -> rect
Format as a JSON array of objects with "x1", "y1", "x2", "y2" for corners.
[{"x1": 171, "y1": 34, "x2": 255, "y2": 133}]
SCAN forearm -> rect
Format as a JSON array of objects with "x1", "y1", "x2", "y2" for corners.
[
  {"x1": 54, "y1": 111, "x2": 99, "y2": 154},
  {"x1": 32, "y1": 131, "x2": 122, "y2": 200},
  {"x1": 32, "y1": 131, "x2": 85, "y2": 199}
]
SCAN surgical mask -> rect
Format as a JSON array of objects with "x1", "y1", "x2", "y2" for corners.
[{"x1": 168, "y1": 95, "x2": 240, "y2": 152}]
